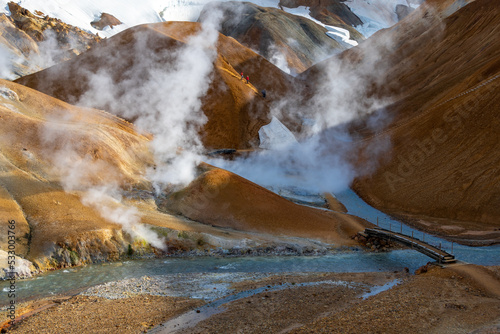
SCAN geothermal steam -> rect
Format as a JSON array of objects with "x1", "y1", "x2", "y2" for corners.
[
  {"x1": 40, "y1": 10, "x2": 223, "y2": 249},
  {"x1": 78, "y1": 12, "x2": 223, "y2": 189}
]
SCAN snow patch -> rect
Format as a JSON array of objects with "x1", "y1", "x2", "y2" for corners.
[{"x1": 325, "y1": 26, "x2": 358, "y2": 48}]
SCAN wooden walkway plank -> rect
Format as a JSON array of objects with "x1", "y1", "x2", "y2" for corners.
[{"x1": 365, "y1": 228, "x2": 456, "y2": 263}]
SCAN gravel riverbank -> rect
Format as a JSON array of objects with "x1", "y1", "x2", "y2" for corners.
[{"x1": 3, "y1": 265, "x2": 499, "y2": 333}]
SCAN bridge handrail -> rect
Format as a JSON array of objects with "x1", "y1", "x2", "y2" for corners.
[{"x1": 364, "y1": 228, "x2": 455, "y2": 262}]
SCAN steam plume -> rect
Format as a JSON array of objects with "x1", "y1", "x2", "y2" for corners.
[
  {"x1": 78, "y1": 10, "x2": 223, "y2": 190},
  {"x1": 39, "y1": 9, "x2": 224, "y2": 249}
]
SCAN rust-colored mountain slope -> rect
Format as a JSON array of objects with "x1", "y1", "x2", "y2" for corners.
[
  {"x1": 305, "y1": 0, "x2": 500, "y2": 244},
  {"x1": 15, "y1": 21, "x2": 302, "y2": 149},
  {"x1": 0, "y1": 79, "x2": 155, "y2": 269},
  {"x1": 162, "y1": 165, "x2": 369, "y2": 244}
]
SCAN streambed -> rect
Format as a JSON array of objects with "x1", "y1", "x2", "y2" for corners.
[{"x1": 1, "y1": 188, "x2": 499, "y2": 307}]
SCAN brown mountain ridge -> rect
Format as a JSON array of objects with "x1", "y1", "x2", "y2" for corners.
[{"x1": 303, "y1": 0, "x2": 500, "y2": 244}]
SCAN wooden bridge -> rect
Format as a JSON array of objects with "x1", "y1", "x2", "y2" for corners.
[{"x1": 363, "y1": 228, "x2": 456, "y2": 264}]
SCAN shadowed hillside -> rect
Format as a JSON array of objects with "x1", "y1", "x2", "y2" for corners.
[
  {"x1": 303, "y1": 0, "x2": 500, "y2": 244},
  {"x1": 199, "y1": 1, "x2": 355, "y2": 74}
]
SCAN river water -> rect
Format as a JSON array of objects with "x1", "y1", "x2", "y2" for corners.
[
  {"x1": 1, "y1": 251, "x2": 430, "y2": 306},
  {"x1": 1, "y1": 188, "x2": 498, "y2": 306}
]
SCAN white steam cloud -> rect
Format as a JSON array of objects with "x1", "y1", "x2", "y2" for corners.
[
  {"x1": 28, "y1": 30, "x2": 64, "y2": 71},
  {"x1": 78, "y1": 11, "x2": 223, "y2": 190},
  {"x1": 267, "y1": 43, "x2": 292, "y2": 75},
  {"x1": 0, "y1": 45, "x2": 25, "y2": 80}
]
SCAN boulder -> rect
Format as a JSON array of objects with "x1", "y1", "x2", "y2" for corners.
[{"x1": 91, "y1": 13, "x2": 122, "y2": 30}]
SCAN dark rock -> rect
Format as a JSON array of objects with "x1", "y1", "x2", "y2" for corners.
[
  {"x1": 445, "y1": 303, "x2": 467, "y2": 310},
  {"x1": 91, "y1": 13, "x2": 122, "y2": 30},
  {"x1": 415, "y1": 264, "x2": 429, "y2": 275}
]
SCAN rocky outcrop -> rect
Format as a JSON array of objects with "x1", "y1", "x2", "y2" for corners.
[
  {"x1": 0, "y1": 14, "x2": 37, "y2": 57},
  {"x1": 91, "y1": 13, "x2": 122, "y2": 30},
  {"x1": 199, "y1": 1, "x2": 352, "y2": 74},
  {"x1": 415, "y1": 263, "x2": 432, "y2": 275},
  {"x1": 0, "y1": 2, "x2": 101, "y2": 79},
  {"x1": 7, "y1": 2, "x2": 100, "y2": 51},
  {"x1": 353, "y1": 232, "x2": 397, "y2": 252},
  {"x1": 0, "y1": 251, "x2": 35, "y2": 279}
]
